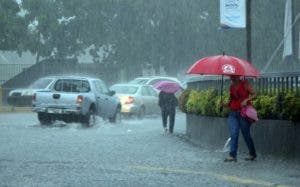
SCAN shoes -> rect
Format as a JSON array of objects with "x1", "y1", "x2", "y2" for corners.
[
  {"x1": 224, "y1": 156, "x2": 237, "y2": 162},
  {"x1": 244, "y1": 155, "x2": 256, "y2": 161},
  {"x1": 164, "y1": 127, "x2": 168, "y2": 134}
]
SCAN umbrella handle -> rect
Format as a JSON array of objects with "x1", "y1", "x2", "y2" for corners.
[{"x1": 219, "y1": 75, "x2": 224, "y2": 113}]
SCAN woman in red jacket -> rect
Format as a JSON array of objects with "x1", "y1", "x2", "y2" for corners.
[{"x1": 223, "y1": 75, "x2": 257, "y2": 162}]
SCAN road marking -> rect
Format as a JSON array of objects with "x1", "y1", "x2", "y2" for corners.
[{"x1": 130, "y1": 165, "x2": 291, "y2": 187}]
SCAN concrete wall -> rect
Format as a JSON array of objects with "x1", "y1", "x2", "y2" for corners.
[{"x1": 186, "y1": 114, "x2": 300, "y2": 159}]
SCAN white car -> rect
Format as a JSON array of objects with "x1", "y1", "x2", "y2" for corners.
[
  {"x1": 110, "y1": 83, "x2": 160, "y2": 119},
  {"x1": 129, "y1": 76, "x2": 184, "y2": 98},
  {"x1": 7, "y1": 76, "x2": 57, "y2": 106},
  {"x1": 129, "y1": 76, "x2": 181, "y2": 87}
]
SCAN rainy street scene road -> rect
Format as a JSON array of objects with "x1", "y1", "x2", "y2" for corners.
[
  {"x1": 0, "y1": 111, "x2": 299, "y2": 187},
  {"x1": 1, "y1": 0, "x2": 300, "y2": 187}
]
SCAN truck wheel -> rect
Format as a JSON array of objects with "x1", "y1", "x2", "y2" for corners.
[
  {"x1": 38, "y1": 112, "x2": 52, "y2": 125},
  {"x1": 81, "y1": 107, "x2": 96, "y2": 127},
  {"x1": 109, "y1": 107, "x2": 121, "y2": 123}
]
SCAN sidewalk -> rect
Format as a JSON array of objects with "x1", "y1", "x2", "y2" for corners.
[{"x1": 0, "y1": 105, "x2": 31, "y2": 113}]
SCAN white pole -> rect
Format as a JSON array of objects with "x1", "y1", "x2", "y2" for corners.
[{"x1": 262, "y1": 12, "x2": 300, "y2": 73}]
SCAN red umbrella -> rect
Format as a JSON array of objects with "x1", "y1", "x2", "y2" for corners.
[
  {"x1": 186, "y1": 54, "x2": 260, "y2": 77},
  {"x1": 186, "y1": 54, "x2": 260, "y2": 112}
]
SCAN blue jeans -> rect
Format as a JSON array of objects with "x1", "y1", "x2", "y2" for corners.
[{"x1": 227, "y1": 111, "x2": 256, "y2": 158}]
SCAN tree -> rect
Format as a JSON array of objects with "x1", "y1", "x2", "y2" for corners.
[
  {"x1": 0, "y1": 0, "x2": 27, "y2": 53},
  {"x1": 22, "y1": 0, "x2": 80, "y2": 62},
  {"x1": 3, "y1": 0, "x2": 220, "y2": 77},
  {"x1": 21, "y1": 0, "x2": 114, "y2": 63}
]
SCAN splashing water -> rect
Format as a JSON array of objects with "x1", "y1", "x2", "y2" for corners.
[{"x1": 222, "y1": 137, "x2": 231, "y2": 152}]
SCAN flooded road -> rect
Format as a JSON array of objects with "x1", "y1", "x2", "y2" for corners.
[{"x1": 0, "y1": 112, "x2": 299, "y2": 187}]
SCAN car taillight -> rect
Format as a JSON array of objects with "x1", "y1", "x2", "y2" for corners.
[
  {"x1": 32, "y1": 93, "x2": 36, "y2": 101},
  {"x1": 77, "y1": 95, "x2": 83, "y2": 103},
  {"x1": 125, "y1": 96, "x2": 134, "y2": 104}
]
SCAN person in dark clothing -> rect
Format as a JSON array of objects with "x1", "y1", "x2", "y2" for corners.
[{"x1": 158, "y1": 91, "x2": 178, "y2": 134}]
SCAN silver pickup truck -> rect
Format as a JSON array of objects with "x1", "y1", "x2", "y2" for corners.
[{"x1": 32, "y1": 76, "x2": 121, "y2": 126}]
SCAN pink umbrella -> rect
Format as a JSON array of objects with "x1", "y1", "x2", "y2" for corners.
[{"x1": 153, "y1": 81, "x2": 183, "y2": 93}]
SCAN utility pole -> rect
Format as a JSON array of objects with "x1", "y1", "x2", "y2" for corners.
[{"x1": 246, "y1": 0, "x2": 252, "y2": 63}]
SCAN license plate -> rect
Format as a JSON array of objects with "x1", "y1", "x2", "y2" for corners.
[{"x1": 48, "y1": 108, "x2": 62, "y2": 113}]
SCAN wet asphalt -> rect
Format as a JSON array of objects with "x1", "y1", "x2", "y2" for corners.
[{"x1": 0, "y1": 112, "x2": 299, "y2": 187}]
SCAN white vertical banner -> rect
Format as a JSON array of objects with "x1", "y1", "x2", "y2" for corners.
[
  {"x1": 298, "y1": 29, "x2": 300, "y2": 60},
  {"x1": 220, "y1": 0, "x2": 246, "y2": 29},
  {"x1": 283, "y1": 0, "x2": 293, "y2": 59}
]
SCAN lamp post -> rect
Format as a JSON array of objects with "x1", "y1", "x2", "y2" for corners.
[{"x1": 246, "y1": 0, "x2": 252, "y2": 63}]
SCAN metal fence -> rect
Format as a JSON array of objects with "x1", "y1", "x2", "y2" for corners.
[
  {"x1": 0, "y1": 64, "x2": 34, "y2": 85},
  {"x1": 254, "y1": 72, "x2": 300, "y2": 94},
  {"x1": 187, "y1": 72, "x2": 300, "y2": 95}
]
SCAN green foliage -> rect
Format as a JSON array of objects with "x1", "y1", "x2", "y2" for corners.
[
  {"x1": 4, "y1": 0, "x2": 221, "y2": 74},
  {"x1": 0, "y1": 0, "x2": 246, "y2": 75},
  {"x1": 186, "y1": 90, "x2": 202, "y2": 114},
  {"x1": 2, "y1": 0, "x2": 299, "y2": 76},
  {"x1": 185, "y1": 88, "x2": 220, "y2": 116},
  {"x1": 0, "y1": 0, "x2": 27, "y2": 51},
  {"x1": 289, "y1": 97, "x2": 300, "y2": 122},
  {"x1": 280, "y1": 92, "x2": 300, "y2": 122},
  {"x1": 178, "y1": 89, "x2": 191, "y2": 113},
  {"x1": 214, "y1": 93, "x2": 230, "y2": 117},
  {"x1": 180, "y1": 88, "x2": 300, "y2": 122},
  {"x1": 252, "y1": 95, "x2": 277, "y2": 119},
  {"x1": 199, "y1": 88, "x2": 218, "y2": 116}
]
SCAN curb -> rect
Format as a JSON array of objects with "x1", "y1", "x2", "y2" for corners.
[{"x1": 0, "y1": 106, "x2": 32, "y2": 113}]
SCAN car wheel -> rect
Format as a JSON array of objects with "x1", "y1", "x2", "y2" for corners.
[
  {"x1": 109, "y1": 107, "x2": 121, "y2": 123},
  {"x1": 81, "y1": 107, "x2": 96, "y2": 127},
  {"x1": 38, "y1": 112, "x2": 52, "y2": 125},
  {"x1": 137, "y1": 106, "x2": 145, "y2": 119}
]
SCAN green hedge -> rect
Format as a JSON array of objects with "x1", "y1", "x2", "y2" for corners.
[{"x1": 179, "y1": 88, "x2": 300, "y2": 122}]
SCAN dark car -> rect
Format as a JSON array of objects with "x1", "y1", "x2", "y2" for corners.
[{"x1": 7, "y1": 76, "x2": 57, "y2": 106}]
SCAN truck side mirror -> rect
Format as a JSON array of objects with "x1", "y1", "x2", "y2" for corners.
[{"x1": 108, "y1": 90, "x2": 115, "y2": 96}]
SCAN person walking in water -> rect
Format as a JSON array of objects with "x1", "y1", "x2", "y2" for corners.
[
  {"x1": 222, "y1": 75, "x2": 257, "y2": 162},
  {"x1": 158, "y1": 91, "x2": 178, "y2": 134}
]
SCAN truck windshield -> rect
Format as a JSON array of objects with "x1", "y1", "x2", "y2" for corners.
[{"x1": 54, "y1": 79, "x2": 90, "y2": 93}]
